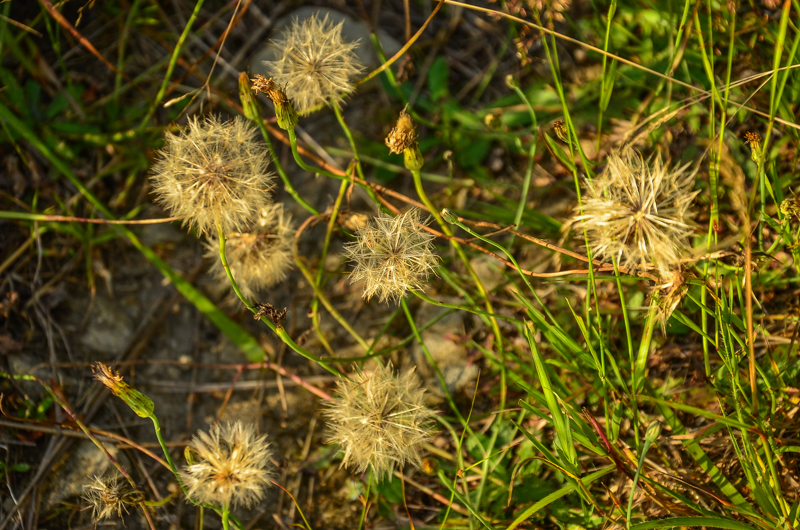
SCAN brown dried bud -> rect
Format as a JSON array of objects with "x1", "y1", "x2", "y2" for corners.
[
  {"x1": 385, "y1": 110, "x2": 418, "y2": 155},
  {"x1": 744, "y1": 131, "x2": 762, "y2": 163},
  {"x1": 93, "y1": 362, "x2": 154, "y2": 418},
  {"x1": 251, "y1": 74, "x2": 298, "y2": 130}
]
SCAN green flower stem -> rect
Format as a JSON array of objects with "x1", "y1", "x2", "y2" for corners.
[
  {"x1": 331, "y1": 104, "x2": 383, "y2": 206},
  {"x1": 222, "y1": 504, "x2": 230, "y2": 530},
  {"x1": 252, "y1": 117, "x2": 317, "y2": 215},
  {"x1": 400, "y1": 298, "x2": 470, "y2": 432},
  {"x1": 411, "y1": 290, "x2": 519, "y2": 323},
  {"x1": 287, "y1": 128, "x2": 342, "y2": 180},
  {"x1": 149, "y1": 413, "x2": 184, "y2": 491},
  {"x1": 215, "y1": 221, "x2": 341, "y2": 377},
  {"x1": 295, "y1": 257, "x2": 369, "y2": 351}
]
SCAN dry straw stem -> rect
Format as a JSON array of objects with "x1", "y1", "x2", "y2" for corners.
[
  {"x1": 344, "y1": 209, "x2": 440, "y2": 304},
  {"x1": 572, "y1": 148, "x2": 698, "y2": 277},
  {"x1": 324, "y1": 363, "x2": 436, "y2": 480},
  {"x1": 181, "y1": 421, "x2": 273, "y2": 509},
  {"x1": 150, "y1": 115, "x2": 274, "y2": 235},
  {"x1": 265, "y1": 14, "x2": 364, "y2": 114},
  {"x1": 206, "y1": 203, "x2": 295, "y2": 301}
]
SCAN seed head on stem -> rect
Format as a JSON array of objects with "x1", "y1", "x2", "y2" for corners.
[
  {"x1": 180, "y1": 421, "x2": 273, "y2": 509},
  {"x1": 324, "y1": 363, "x2": 436, "y2": 481},
  {"x1": 150, "y1": 115, "x2": 274, "y2": 235},
  {"x1": 571, "y1": 147, "x2": 698, "y2": 277},
  {"x1": 265, "y1": 14, "x2": 364, "y2": 114},
  {"x1": 344, "y1": 209, "x2": 439, "y2": 304}
]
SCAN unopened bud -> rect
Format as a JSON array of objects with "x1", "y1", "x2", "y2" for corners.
[
  {"x1": 238, "y1": 72, "x2": 262, "y2": 122},
  {"x1": 385, "y1": 110, "x2": 417, "y2": 155},
  {"x1": 645, "y1": 421, "x2": 662, "y2": 444},
  {"x1": 404, "y1": 143, "x2": 424, "y2": 171},
  {"x1": 484, "y1": 112, "x2": 502, "y2": 131},
  {"x1": 441, "y1": 208, "x2": 457, "y2": 224},
  {"x1": 554, "y1": 119, "x2": 568, "y2": 143},
  {"x1": 251, "y1": 74, "x2": 298, "y2": 130},
  {"x1": 93, "y1": 363, "x2": 154, "y2": 418},
  {"x1": 505, "y1": 74, "x2": 519, "y2": 90}
]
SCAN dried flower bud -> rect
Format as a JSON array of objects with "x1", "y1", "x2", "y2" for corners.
[
  {"x1": 744, "y1": 131, "x2": 762, "y2": 163},
  {"x1": 385, "y1": 111, "x2": 417, "y2": 155},
  {"x1": 780, "y1": 196, "x2": 800, "y2": 220},
  {"x1": 554, "y1": 119, "x2": 568, "y2": 143},
  {"x1": 251, "y1": 74, "x2": 299, "y2": 130},
  {"x1": 484, "y1": 112, "x2": 503, "y2": 131},
  {"x1": 93, "y1": 363, "x2": 154, "y2": 418}
]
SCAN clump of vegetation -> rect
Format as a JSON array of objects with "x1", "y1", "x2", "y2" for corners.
[{"x1": 1, "y1": 2, "x2": 799, "y2": 530}]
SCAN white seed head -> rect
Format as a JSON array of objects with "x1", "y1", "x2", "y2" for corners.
[
  {"x1": 571, "y1": 148, "x2": 698, "y2": 276},
  {"x1": 180, "y1": 421, "x2": 273, "y2": 509},
  {"x1": 265, "y1": 14, "x2": 364, "y2": 114},
  {"x1": 344, "y1": 209, "x2": 439, "y2": 304},
  {"x1": 206, "y1": 203, "x2": 295, "y2": 301},
  {"x1": 324, "y1": 363, "x2": 436, "y2": 481},
  {"x1": 150, "y1": 115, "x2": 274, "y2": 235}
]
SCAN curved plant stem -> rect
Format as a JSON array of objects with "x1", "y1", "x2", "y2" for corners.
[{"x1": 215, "y1": 221, "x2": 342, "y2": 377}]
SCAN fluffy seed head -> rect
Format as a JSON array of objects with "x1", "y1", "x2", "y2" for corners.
[
  {"x1": 181, "y1": 421, "x2": 273, "y2": 509},
  {"x1": 82, "y1": 475, "x2": 144, "y2": 523},
  {"x1": 265, "y1": 14, "x2": 364, "y2": 114},
  {"x1": 571, "y1": 148, "x2": 698, "y2": 276},
  {"x1": 150, "y1": 115, "x2": 274, "y2": 235},
  {"x1": 344, "y1": 209, "x2": 439, "y2": 304},
  {"x1": 324, "y1": 363, "x2": 436, "y2": 481},
  {"x1": 206, "y1": 203, "x2": 295, "y2": 301}
]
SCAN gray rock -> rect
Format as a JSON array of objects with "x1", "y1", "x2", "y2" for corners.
[{"x1": 80, "y1": 295, "x2": 135, "y2": 357}]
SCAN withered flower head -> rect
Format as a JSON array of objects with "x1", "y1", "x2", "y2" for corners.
[
  {"x1": 82, "y1": 475, "x2": 144, "y2": 523},
  {"x1": 344, "y1": 209, "x2": 439, "y2": 304},
  {"x1": 385, "y1": 110, "x2": 417, "y2": 155},
  {"x1": 150, "y1": 115, "x2": 274, "y2": 235},
  {"x1": 93, "y1": 362, "x2": 154, "y2": 418},
  {"x1": 324, "y1": 363, "x2": 436, "y2": 481},
  {"x1": 571, "y1": 147, "x2": 698, "y2": 277},
  {"x1": 744, "y1": 131, "x2": 762, "y2": 163},
  {"x1": 181, "y1": 421, "x2": 273, "y2": 509},
  {"x1": 265, "y1": 14, "x2": 364, "y2": 114},
  {"x1": 206, "y1": 203, "x2": 295, "y2": 301},
  {"x1": 251, "y1": 74, "x2": 299, "y2": 130}
]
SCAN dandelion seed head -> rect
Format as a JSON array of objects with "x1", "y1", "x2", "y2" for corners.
[
  {"x1": 324, "y1": 363, "x2": 436, "y2": 480},
  {"x1": 206, "y1": 203, "x2": 295, "y2": 301},
  {"x1": 82, "y1": 475, "x2": 143, "y2": 523},
  {"x1": 150, "y1": 116, "x2": 274, "y2": 235},
  {"x1": 180, "y1": 421, "x2": 273, "y2": 509},
  {"x1": 344, "y1": 209, "x2": 439, "y2": 304},
  {"x1": 572, "y1": 148, "x2": 698, "y2": 276},
  {"x1": 265, "y1": 14, "x2": 364, "y2": 114}
]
